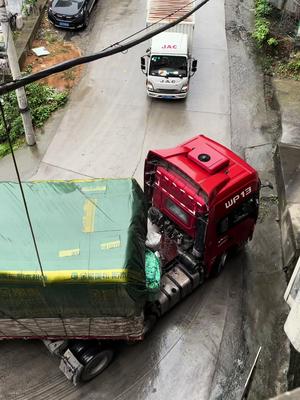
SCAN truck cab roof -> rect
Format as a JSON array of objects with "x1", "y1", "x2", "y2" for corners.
[
  {"x1": 151, "y1": 32, "x2": 188, "y2": 55},
  {"x1": 146, "y1": 135, "x2": 259, "y2": 208}
]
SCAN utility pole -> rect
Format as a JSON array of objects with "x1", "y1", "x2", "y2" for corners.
[{"x1": 0, "y1": 0, "x2": 35, "y2": 145}]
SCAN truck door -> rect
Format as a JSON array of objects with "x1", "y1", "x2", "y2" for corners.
[
  {"x1": 216, "y1": 193, "x2": 259, "y2": 252},
  {"x1": 204, "y1": 192, "x2": 259, "y2": 271}
]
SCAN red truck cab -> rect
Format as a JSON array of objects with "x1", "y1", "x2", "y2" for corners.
[{"x1": 145, "y1": 135, "x2": 260, "y2": 276}]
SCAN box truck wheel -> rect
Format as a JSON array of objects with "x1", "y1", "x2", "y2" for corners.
[
  {"x1": 211, "y1": 253, "x2": 227, "y2": 278},
  {"x1": 80, "y1": 347, "x2": 114, "y2": 382}
]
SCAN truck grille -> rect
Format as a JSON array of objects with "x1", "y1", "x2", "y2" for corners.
[
  {"x1": 156, "y1": 89, "x2": 179, "y2": 94},
  {"x1": 54, "y1": 13, "x2": 74, "y2": 20}
]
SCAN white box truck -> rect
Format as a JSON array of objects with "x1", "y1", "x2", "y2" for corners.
[{"x1": 141, "y1": 0, "x2": 197, "y2": 99}]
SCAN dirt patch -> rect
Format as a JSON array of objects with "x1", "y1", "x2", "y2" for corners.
[{"x1": 23, "y1": 39, "x2": 83, "y2": 91}]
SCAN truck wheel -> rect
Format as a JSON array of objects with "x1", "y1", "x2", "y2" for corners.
[
  {"x1": 80, "y1": 347, "x2": 114, "y2": 382},
  {"x1": 83, "y1": 12, "x2": 89, "y2": 29},
  {"x1": 210, "y1": 253, "x2": 227, "y2": 278}
]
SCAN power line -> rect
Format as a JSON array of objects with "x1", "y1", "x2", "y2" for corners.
[{"x1": 0, "y1": 0, "x2": 210, "y2": 95}]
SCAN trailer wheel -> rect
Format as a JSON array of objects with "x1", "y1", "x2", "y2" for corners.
[
  {"x1": 80, "y1": 347, "x2": 114, "y2": 382},
  {"x1": 211, "y1": 252, "x2": 227, "y2": 278}
]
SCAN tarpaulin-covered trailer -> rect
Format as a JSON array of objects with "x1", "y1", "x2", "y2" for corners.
[{"x1": 0, "y1": 178, "x2": 149, "y2": 340}]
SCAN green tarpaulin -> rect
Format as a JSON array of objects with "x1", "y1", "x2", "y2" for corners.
[{"x1": 0, "y1": 178, "x2": 148, "y2": 319}]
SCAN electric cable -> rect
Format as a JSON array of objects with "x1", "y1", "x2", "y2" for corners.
[
  {"x1": 0, "y1": 96, "x2": 46, "y2": 287},
  {"x1": 0, "y1": 0, "x2": 210, "y2": 94}
]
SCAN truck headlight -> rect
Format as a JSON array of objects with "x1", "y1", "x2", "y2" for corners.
[
  {"x1": 146, "y1": 81, "x2": 154, "y2": 91},
  {"x1": 181, "y1": 85, "x2": 188, "y2": 92}
]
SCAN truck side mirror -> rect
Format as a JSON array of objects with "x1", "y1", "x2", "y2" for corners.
[
  {"x1": 192, "y1": 59, "x2": 198, "y2": 73},
  {"x1": 141, "y1": 57, "x2": 146, "y2": 75}
]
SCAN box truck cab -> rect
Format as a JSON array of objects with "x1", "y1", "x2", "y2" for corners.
[
  {"x1": 141, "y1": 32, "x2": 197, "y2": 99},
  {"x1": 141, "y1": 0, "x2": 197, "y2": 99}
]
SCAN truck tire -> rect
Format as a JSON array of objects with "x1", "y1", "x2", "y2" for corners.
[
  {"x1": 83, "y1": 12, "x2": 89, "y2": 29},
  {"x1": 80, "y1": 347, "x2": 114, "y2": 382},
  {"x1": 210, "y1": 252, "x2": 227, "y2": 278}
]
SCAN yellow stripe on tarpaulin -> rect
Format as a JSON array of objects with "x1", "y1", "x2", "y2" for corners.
[
  {"x1": 0, "y1": 269, "x2": 134, "y2": 284},
  {"x1": 32, "y1": 178, "x2": 105, "y2": 183},
  {"x1": 82, "y1": 199, "x2": 97, "y2": 233},
  {"x1": 81, "y1": 186, "x2": 106, "y2": 193},
  {"x1": 59, "y1": 248, "x2": 80, "y2": 257},
  {"x1": 100, "y1": 240, "x2": 121, "y2": 250}
]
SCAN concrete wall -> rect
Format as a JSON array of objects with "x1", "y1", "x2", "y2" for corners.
[
  {"x1": 273, "y1": 79, "x2": 300, "y2": 272},
  {"x1": 270, "y1": 0, "x2": 300, "y2": 16}
]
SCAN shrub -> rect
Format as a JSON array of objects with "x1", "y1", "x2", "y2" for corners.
[
  {"x1": 0, "y1": 83, "x2": 68, "y2": 144},
  {"x1": 252, "y1": 18, "x2": 270, "y2": 45},
  {"x1": 267, "y1": 37, "x2": 278, "y2": 46}
]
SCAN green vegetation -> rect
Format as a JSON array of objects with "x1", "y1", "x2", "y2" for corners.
[
  {"x1": 252, "y1": 0, "x2": 300, "y2": 80},
  {"x1": 252, "y1": 0, "x2": 278, "y2": 47},
  {"x1": 0, "y1": 83, "x2": 68, "y2": 157},
  {"x1": 275, "y1": 54, "x2": 300, "y2": 79},
  {"x1": 22, "y1": 0, "x2": 38, "y2": 16},
  {"x1": 44, "y1": 31, "x2": 59, "y2": 44}
]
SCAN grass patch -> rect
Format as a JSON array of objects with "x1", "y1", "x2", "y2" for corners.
[
  {"x1": 275, "y1": 54, "x2": 300, "y2": 79},
  {"x1": 0, "y1": 138, "x2": 25, "y2": 158},
  {"x1": 252, "y1": 0, "x2": 300, "y2": 80},
  {"x1": 44, "y1": 31, "x2": 59, "y2": 44},
  {"x1": 0, "y1": 83, "x2": 68, "y2": 155}
]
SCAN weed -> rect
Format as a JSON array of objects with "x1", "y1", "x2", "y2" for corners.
[
  {"x1": 63, "y1": 69, "x2": 76, "y2": 81},
  {"x1": 44, "y1": 31, "x2": 58, "y2": 44},
  {"x1": 0, "y1": 83, "x2": 68, "y2": 147},
  {"x1": 275, "y1": 56, "x2": 300, "y2": 79},
  {"x1": 252, "y1": 0, "x2": 279, "y2": 47},
  {"x1": 267, "y1": 37, "x2": 278, "y2": 46},
  {"x1": 252, "y1": 18, "x2": 270, "y2": 45}
]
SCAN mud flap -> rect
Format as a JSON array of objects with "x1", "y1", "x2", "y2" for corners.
[{"x1": 59, "y1": 349, "x2": 84, "y2": 385}]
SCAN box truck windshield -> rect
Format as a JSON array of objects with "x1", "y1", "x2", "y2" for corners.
[{"x1": 149, "y1": 55, "x2": 188, "y2": 78}]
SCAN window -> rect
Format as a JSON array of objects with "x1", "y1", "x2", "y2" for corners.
[
  {"x1": 149, "y1": 56, "x2": 188, "y2": 78},
  {"x1": 217, "y1": 196, "x2": 258, "y2": 236},
  {"x1": 165, "y1": 198, "x2": 189, "y2": 225}
]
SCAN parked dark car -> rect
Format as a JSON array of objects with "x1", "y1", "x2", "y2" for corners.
[{"x1": 48, "y1": 0, "x2": 96, "y2": 29}]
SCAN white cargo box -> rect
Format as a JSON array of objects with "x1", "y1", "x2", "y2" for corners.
[
  {"x1": 147, "y1": 0, "x2": 195, "y2": 25},
  {"x1": 147, "y1": 0, "x2": 195, "y2": 50}
]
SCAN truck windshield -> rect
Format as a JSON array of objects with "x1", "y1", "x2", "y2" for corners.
[
  {"x1": 149, "y1": 56, "x2": 187, "y2": 78},
  {"x1": 165, "y1": 198, "x2": 189, "y2": 225}
]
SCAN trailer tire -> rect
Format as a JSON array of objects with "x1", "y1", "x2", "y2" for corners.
[
  {"x1": 210, "y1": 252, "x2": 227, "y2": 278},
  {"x1": 69, "y1": 340, "x2": 98, "y2": 359},
  {"x1": 80, "y1": 348, "x2": 114, "y2": 382}
]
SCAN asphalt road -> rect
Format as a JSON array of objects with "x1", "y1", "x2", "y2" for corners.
[
  {"x1": 0, "y1": 0, "x2": 251, "y2": 399},
  {"x1": 30, "y1": 0, "x2": 231, "y2": 183}
]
